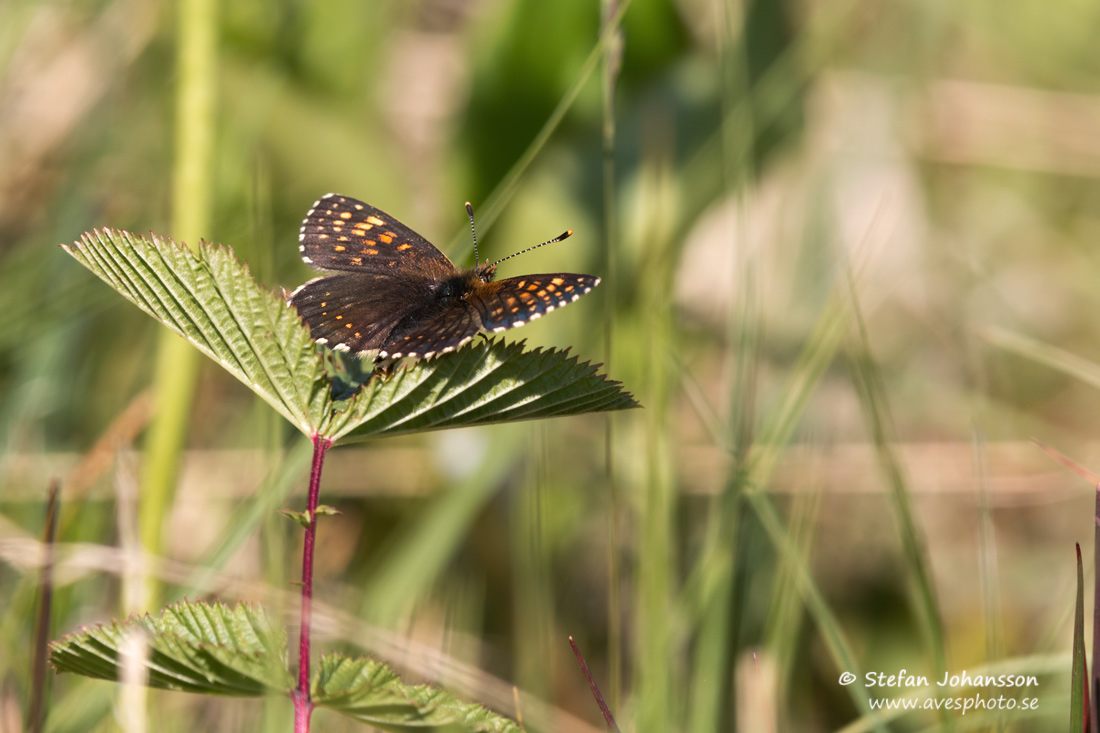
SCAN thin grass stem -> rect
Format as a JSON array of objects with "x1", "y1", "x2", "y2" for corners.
[
  {"x1": 28, "y1": 480, "x2": 59, "y2": 733},
  {"x1": 600, "y1": 0, "x2": 623, "y2": 712},
  {"x1": 447, "y1": 0, "x2": 636, "y2": 255}
]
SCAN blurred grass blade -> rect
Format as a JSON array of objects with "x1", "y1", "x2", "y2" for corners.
[
  {"x1": 362, "y1": 428, "x2": 521, "y2": 626},
  {"x1": 728, "y1": 291, "x2": 885, "y2": 727},
  {"x1": 182, "y1": 437, "x2": 314, "y2": 596},
  {"x1": 49, "y1": 600, "x2": 292, "y2": 695},
  {"x1": 1073, "y1": 544, "x2": 1087, "y2": 733},
  {"x1": 846, "y1": 277, "x2": 948, "y2": 708},
  {"x1": 449, "y1": 0, "x2": 636, "y2": 251},
  {"x1": 140, "y1": 0, "x2": 219, "y2": 608},
  {"x1": 312, "y1": 654, "x2": 522, "y2": 731},
  {"x1": 984, "y1": 327, "x2": 1100, "y2": 391},
  {"x1": 28, "y1": 480, "x2": 59, "y2": 733}
]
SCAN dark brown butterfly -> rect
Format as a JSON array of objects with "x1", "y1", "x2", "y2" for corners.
[{"x1": 289, "y1": 194, "x2": 600, "y2": 359}]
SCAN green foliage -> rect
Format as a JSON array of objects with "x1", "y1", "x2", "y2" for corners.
[
  {"x1": 313, "y1": 655, "x2": 522, "y2": 732},
  {"x1": 49, "y1": 600, "x2": 291, "y2": 696},
  {"x1": 49, "y1": 601, "x2": 523, "y2": 731},
  {"x1": 6, "y1": 0, "x2": 1091, "y2": 728},
  {"x1": 61, "y1": 228, "x2": 636, "y2": 443},
  {"x1": 56, "y1": 218, "x2": 634, "y2": 731},
  {"x1": 278, "y1": 508, "x2": 312, "y2": 528}
]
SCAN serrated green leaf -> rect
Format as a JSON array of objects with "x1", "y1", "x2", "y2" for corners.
[
  {"x1": 313, "y1": 654, "x2": 523, "y2": 732},
  {"x1": 49, "y1": 600, "x2": 292, "y2": 696},
  {"x1": 63, "y1": 229, "x2": 637, "y2": 443},
  {"x1": 64, "y1": 230, "x2": 324, "y2": 435},
  {"x1": 327, "y1": 340, "x2": 637, "y2": 442}
]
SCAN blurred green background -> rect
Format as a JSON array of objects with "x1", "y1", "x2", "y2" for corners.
[{"x1": 2, "y1": 0, "x2": 1099, "y2": 730}]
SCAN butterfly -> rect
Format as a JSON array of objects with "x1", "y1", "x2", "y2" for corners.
[{"x1": 288, "y1": 193, "x2": 600, "y2": 359}]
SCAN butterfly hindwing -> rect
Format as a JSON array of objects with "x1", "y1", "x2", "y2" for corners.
[
  {"x1": 289, "y1": 272, "x2": 437, "y2": 353},
  {"x1": 298, "y1": 193, "x2": 457, "y2": 279},
  {"x1": 380, "y1": 300, "x2": 482, "y2": 358},
  {"x1": 469, "y1": 273, "x2": 601, "y2": 333}
]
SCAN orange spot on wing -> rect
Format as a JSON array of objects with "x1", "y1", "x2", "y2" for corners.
[
  {"x1": 551, "y1": 277, "x2": 564, "y2": 286},
  {"x1": 379, "y1": 234, "x2": 393, "y2": 244},
  {"x1": 334, "y1": 245, "x2": 346, "y2": 251},
  {"x1": 397, "y1": 243, "x2": 412, "y2": 251},
  {"x1": 340, "y1": 212, "x2": 352, "y2": 219},
  {"x1": 367, "y1": 216, "x2": 385, "y2": 226}
]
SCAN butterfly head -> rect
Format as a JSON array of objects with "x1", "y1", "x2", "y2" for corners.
[{"x1": 474, "y1": 261, "x2": 497, "y2": 283}]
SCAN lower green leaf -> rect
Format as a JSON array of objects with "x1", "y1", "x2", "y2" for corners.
[
  {"x1": 49, "y1": 600, "x2": 291, "y2": 696},
  {"x1": 51, "y1": 601, "x2": 525, "y2": 731},
  {"x1": 313, "y1": 654, "x2": 523, "y2": 732}
]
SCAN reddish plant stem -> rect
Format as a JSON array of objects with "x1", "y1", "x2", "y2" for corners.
[
  {"x1": 569, "y1": 635, "x2": 621, "y2": 733},
  {"x1": 293, "y1": 434, "x2": 332, "y2": 733},
  {"x1": 1092, "y1": 484, "x2": 1100, "y2": 733}
]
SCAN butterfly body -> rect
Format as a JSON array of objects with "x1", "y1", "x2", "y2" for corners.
[{"x1": 289, "y1": 194, "x2": 599, "y2": 359}]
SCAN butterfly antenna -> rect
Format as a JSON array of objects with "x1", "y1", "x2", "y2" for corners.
[
  {"x1": 465, "y1": 202, "x2": 480, "y2": 266},
  {"x1": 491, "y1": 229, "x2": 574, "y2": 267}
]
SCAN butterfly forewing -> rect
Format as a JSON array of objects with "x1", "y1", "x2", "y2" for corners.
[
  {"x1": 472, "y1": 274, "x2": 601, "y2": 333},
  {"x1": 298, "y1": 193, "x2": 457, "y2": 278}
]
